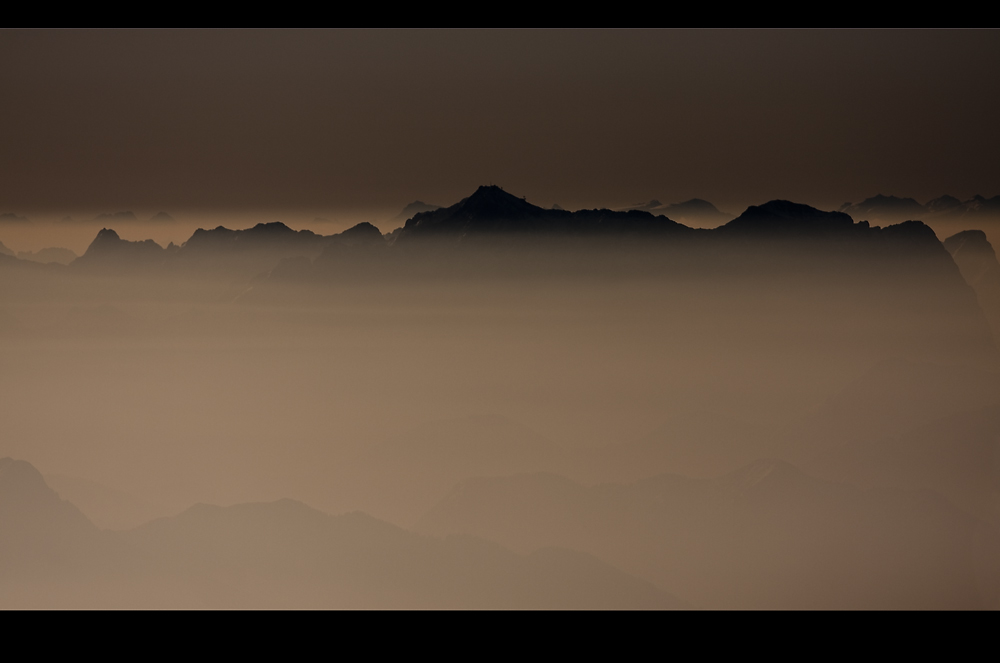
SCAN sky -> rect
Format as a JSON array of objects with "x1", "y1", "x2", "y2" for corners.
[{"x1": 1, "y1": 29, "x2": 999, "y2": 221}]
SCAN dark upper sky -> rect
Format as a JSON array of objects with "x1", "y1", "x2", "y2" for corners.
[{"x1": 2, "y1": 29, "x2": 999, "y2": 217}]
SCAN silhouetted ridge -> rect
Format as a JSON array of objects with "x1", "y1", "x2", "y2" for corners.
[
  {"x1": 73, "y1": 228, "x2": 165, "y2": 269},
  {"x1": 311, "y1": 222, "x2": 387, "y2": 274},
  {"x1": 397, "y1": 185, "x2": 691, "y2": 240},
  {"x1": 403, "y1": 185, "x2": 547, "y2": 235},
  {"x1": 183, "y1": 222, "x2": 320, "y2": 252},
  {"x1": 335, "y1": 221, "x2": 384, "y2": 245},
  {"x1": 718, "y1": 200, "x2": 856, "y2": 237}
]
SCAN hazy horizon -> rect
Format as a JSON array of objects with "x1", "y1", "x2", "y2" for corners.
[{"x1": 3, "y1": 29, "x2": 1000, "y2": 610}]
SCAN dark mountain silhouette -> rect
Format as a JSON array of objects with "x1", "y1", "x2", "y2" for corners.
[
  {"x1": 0, "y1": 212, "x2": 29, "y2": 224},
  {"x1": 149, "y1": 212, "x2": 176, "y2": 223},
  {"x1": 172, "y1": 222, "x2": 329, "y2": 279},
  {"x1": 183, "y1": 221, "x2": 321, "y2": 253},
  {"x1": 31, "y1": 186, "x2": 998, "y2": 371},
  {"x1": 71, "y1": 228, "x2": 166, "y2": 271},
  {"x1": 395, "y1": 185, "x2": 691, "y2": 241},
  {"x1": 418, "y1": 459, "x2": 996, "y2": 609},
  {"x1": 17, "y1": 247, "x2": 77, "y2": 265},
  {"x1": 391, "y1": 200, "x2": 441, "y2": 224},
  {"x1": 718, "y1": 200, "x2": 857, "y2": 237}
]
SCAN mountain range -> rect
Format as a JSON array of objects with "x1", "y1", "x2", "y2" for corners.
[
  {"x1": 841, "y1": 193, "x2": 1000, "y2": 222},
  {"x1": 0, "y1": 456, "x2": 683, "y2": 609}
]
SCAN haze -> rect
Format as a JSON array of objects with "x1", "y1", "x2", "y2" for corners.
[{"x1": 2, "y1": 29, "x2": 1000, "y2": 610}]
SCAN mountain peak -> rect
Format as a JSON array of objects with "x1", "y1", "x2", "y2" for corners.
[
  {"x1": 458, "y1": 185, "x2": 539, "y2": 215},
  {"x1": 720, "y1": 200, "x2": 856, "y2": 236}
]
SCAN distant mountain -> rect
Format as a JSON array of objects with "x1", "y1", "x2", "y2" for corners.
[
  {"x1": 718, "y1": 200, "x2": 857, "y2": 237},
  {"x1": 841, "y1": 194, "x2": 927, "y2": 221},
  {"x1": 839, "y1": 193, "x2": 1000, "y2": 225},
  {"x1": 71, "y1": 228, "x2": 166, "y2": 271},
  {"x1": 17, "y1": 247, "x2": 77, "y2": 265},
  {"x1": 618, "y1": 199, "x2": 663, "y2": 213},
  {"x1": 0, "y1": 212, "x2": 29, "y2": 224},
  {"x1": 945, "y1": 230, "x2": 1000, "y2": 341},
  {"x1": 93, "y1": 211, "x2": 138, "y2": 224},
  {"x1": 122, "y1": 498, "x2": 682, "y2": 609},
  {"x1": 0, "y1": 457, "x2": 102, "y2": 574},
  {"x1": 395, "y1": 185, "x2": 691, "y2": 241},
  {"x1": 962, "y1": 194, "x2": 1000, "y2": 215},
  {"x1": 44, "y1": 473, "x2": 167, "y2": 531},
  {"x1": 182, "y1": 221, "x2": 322, "y2": 254},
  {"x1": 778, "y1": 357, "x2": 1000, "y2": 522},
  {"x1": 945, "y1": 230, "x2": 1000, "y2": 288},
  {"x1": 618, "y1": 199, "x2": 731, "y2": 227},
  {"x1": 418, "y1": 459, "x2": 995, "y2": 609},
  {"x1": 391, "y1": 200, "x2": 441, "y2": 224},
  {"x1": 661, "y1": 199, "x2": 732, "y2": 226},
  {"x1": 0, "y1": 241, "x2": 13, "y2": 257},
  {"x1": 926, "y1": 195, "x2": 964, "y2": 215},
  {"x1": 0, "y1": 457, "x2": 681, "y2": 609},
  {"x1": 149, "y1": 212, "x2": 176, "y2": 223}
]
